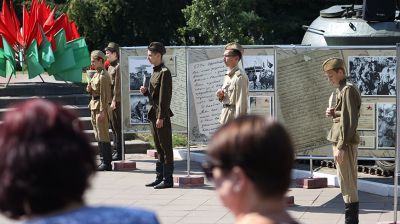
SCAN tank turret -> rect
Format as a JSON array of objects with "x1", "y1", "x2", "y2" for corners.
[{"x1": 302, "y1": 1, "x2": 400, "y2": 46}]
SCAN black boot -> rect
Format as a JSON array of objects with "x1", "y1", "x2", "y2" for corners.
[
  {"x1": 112, "y1": 148, "x2": 122, "y2": 161},
  {"x1": 97, "y1": 142, "x2": 112, "y2": 171},
  {"x1": 154, "y1": 164, "x2": 174, "y2": 189},
  {"x1": 345, "y1": 202, "x2": 359, "y2": 224},
  {"x1": 145, "y1": 161, "x2": 163, "y2": 187},
  {"x1": 112, "y1": 134, "x2": 122, "y2": 161}
]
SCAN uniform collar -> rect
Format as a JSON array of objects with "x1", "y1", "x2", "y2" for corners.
[
  {"x1": 338, "y1": 78, "x2": 347, "y2": 90},
  {"x1": 153, "y1": 63, "x2": 164, "y2": 72},
  {"x1": 339, "y1": 78, "x2": 347, "y2": 86},
  {"x1": 110, "y1": 59, "x2": 118, "y2": 67},
  {"x1": 226, "y1": 66, "x2": 239, "y2": 77},
  {"x1": 96, "y1": 67, "x2": 104, "y2": 73}
]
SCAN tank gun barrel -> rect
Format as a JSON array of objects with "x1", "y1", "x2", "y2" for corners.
[{"x1": 302, "y1": 25, "x2": 325, "y2": 34}]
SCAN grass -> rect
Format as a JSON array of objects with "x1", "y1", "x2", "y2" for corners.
[{"x1": 135, "y1": 133, "x2": 188, "y2": 149}]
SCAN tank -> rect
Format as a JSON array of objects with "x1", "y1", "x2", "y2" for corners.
[
  {"x1": 301, "y1": 3, "x2": 400, "y2": 173},
  {"x1": 302, "y1": 4, "x2": 400, "y2": 46}
]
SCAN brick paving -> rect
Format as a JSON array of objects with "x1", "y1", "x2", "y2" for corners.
[{"x1": 0, "y1": 154, "x2": 399, "y2": 224}]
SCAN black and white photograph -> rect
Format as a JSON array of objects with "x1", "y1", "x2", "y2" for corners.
[
  {"x1": 248, "y1": 96, "x2": 272, "y2": 117},
  {"x1": 348, "y1": 56, "x2": 396, "y2": 96},
  {"x1": 377, "y1": 103, "x2": 396, "y2": 149},
  {"x1": 130, "y1": 94, "x2": 149, "y2": 124},
  {"x1": 358, "y1": 136, "x2": 375, "y2": 149},
  {"x1": 243, "y1": 55, "x2": 274, "y2": 91},
  {"x1": 128, "y1": 56, "x2": 152, "y2": 90}
]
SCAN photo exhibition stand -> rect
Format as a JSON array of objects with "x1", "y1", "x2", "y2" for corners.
[{"x1": 118, "y1": 46, "x2": 400, "y2": 208}]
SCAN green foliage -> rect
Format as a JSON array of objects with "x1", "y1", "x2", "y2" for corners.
[
  {"x1": 67, "y1": 0, "x2": 188, "y2": 50},
  {"x1": 7, "y1": 0, "x2": 68, "y2": 24},
  {"x1": 172, "y1": 133, "x2": 188, "y2": 147},
  {"x1": 252, "y1": 0, "x2": 351, "y2": 44},
  {"x1": 66, "y1": 0, "x2": 354, "y2": 47},
  {"x1": 136, "y1": 133, "x2": 188, "y2": 149},
  {"x1": 179, "y1": 0, "x2": 263, "y2": 45}
]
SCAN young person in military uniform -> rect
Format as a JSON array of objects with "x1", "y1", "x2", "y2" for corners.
[
  {"x1": 140, "y1": 42, "x2": 174, "y2": 189},
  {"x1": 216, "y1": 42, "x2": 249, "y2": 124},
  {"x1": 324, "y1": 57, "x2": 361, "y2": 224},
  {"x1": 87, "y1": 50, "x2": 113, "y2": 171},
  {"x1": 105, "y1": 42, "x2": 123, "y2": 161}
]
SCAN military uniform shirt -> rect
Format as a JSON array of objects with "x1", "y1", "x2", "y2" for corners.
[
  {"x1": 219, "y1": 66, "x2": 249, "y2": 124},
  {"x1": 146, "y1": 63, "x2": 174, "y2": 120},
  {"x1": 327, "y1": 80, "x2": 361, "y2": 149},
  {"x1": 108, "y1": 60, "x2": 121, "y2": 103},
  {"x1": 88, "y1": 69, "x2": 112, "y2": 112}
]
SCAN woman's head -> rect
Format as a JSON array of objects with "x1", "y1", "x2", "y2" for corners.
[
  {"x1": 0, "y1": 99, "x2": 96, "y2": 219},
  {"x1": 205, "y1": 115, "x2": 294, "y2": 209}
]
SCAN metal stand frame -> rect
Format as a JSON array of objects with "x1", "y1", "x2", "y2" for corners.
[{"x1": 393, "y1": 43, "x2": 400, "y2": 223}]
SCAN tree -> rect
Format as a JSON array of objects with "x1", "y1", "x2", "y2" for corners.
[
  {"x1": 179, "y1": 0, "x2": 263, "y2": 45},
  {"x1": 67, "y1": 0, "x2": 188, "y2": 50},
  {"x1": 252, "y1": 0, "x2": 350, "y2": 44}
]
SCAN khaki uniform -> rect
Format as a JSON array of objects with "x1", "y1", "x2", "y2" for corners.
[
  {"x1": 88, "y1": 69, "x2": 112, "y2": 142},
  {"x1": 144, "y1": 63, "x2": 174, "y2": 164},
  {"x1": 327, "y1": 80, "x2": 361, "y2": 203},
  {"x1": 219, "y1": 66, "x2": 249, "y2": 124},
  {"x1": 108, "y1": 60, "x2": 122, "y2": 151}
]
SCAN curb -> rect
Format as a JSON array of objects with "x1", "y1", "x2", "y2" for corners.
[{"x1": 174, "y1": 148, "x2": 398, "y2": 197}]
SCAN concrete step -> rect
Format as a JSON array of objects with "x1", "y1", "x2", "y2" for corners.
[
  {"x1": 0, "y1": 94, "x2": 90, "y2": 108},
  {"x1": 64, "y1": 105, "x2": 91, "y2": 117},
  {"x1": 91, "y1": 140, "x2": 150, "y2": 154},
  {"x1": 84, "y1": 129, "x2": 136, "y2": 142},
  {"x1": 0, "y1": 105, "x2": 91, "y2": 119},
  {"x1": 0, "y1": 83, "x2": 87, "y2": 96}
]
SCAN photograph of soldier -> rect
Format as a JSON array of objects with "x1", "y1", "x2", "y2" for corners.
[
  {"x1": 130, "y1": 94, "x2": 149, "y2": 124},
  {"x1": 377, "y1": 103, "x2": 396, "y2": 148},
  {"x1": 348, "y1": 56, "x2": 396, "y2": 96},
  {"x1": 129, "y1": 57, "x2": 152, "y2": 90},
  {"x1": 248, "y1": 96, "x2": 272, "y2": 117},
  {"x1": 243, "y1": 55, "x2": 274, "y2": 91}
]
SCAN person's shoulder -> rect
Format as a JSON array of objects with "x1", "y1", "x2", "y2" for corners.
[
  {"x1": 102, "y1": 69, "x2": 109, "y2": 76},
  {"x1": 235, "y1": 68, "x2": 245, "y2": 76},
  {"x1": 100, "y1": 70, "x2": 111, "y2": 81},
  {"x1": 23, "y1": 206, "x2": 160, "y2": 224},
  {"x1": 94, "y1": 206, "x2": 158, "y2": 217},
  {"x1": 235, "y1": 69, "x2": 249, "y2": 81},
  {"x1": 161, "y1": 65, "x2": 171, "y2": 74},
  {"x1": 96, "y1": 206, "x2": 159, "y2": 223}
]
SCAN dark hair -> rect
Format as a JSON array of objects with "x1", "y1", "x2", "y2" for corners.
[
  {"x1": 228, "y1": 49, "x2": 242, "y2": 60},
  {"x1": 332, "y1": 67, "x2": 345, "y2": 75},
  {"x1": 207, "y1": 115, "x2": 294, "y2": 198},
  {"x1": 0, "y1": 99, "x2": 96, "y2": 219}
]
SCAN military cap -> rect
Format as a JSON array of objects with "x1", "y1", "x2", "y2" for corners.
[
  {"x1": 322, "y1": 57, "x2": 345, "y2": 72},
  {"x1": 105, "y1": 42, "x2": 120, "y2": 54},
  {"x1": 91, "y1": 50, "x2": 106, "y2": 61},
  {"x1": 148, "y1": 42, "x2": 166, "y2": 55},
  {"x1": 224, "y1": 42, "x2": 244, "y2": 55}
]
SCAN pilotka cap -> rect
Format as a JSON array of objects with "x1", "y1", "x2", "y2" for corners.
[
  {"x1": 91, "y1": 50, "x2": 106, "y2": 60},
  {"x1": 322, "y1": 57, "x2": 345, "y2": 72},
  {"x1": 224, "y1": 42, "x2": 244, "y2": 55},
  {"x1": 148, "y1": 42, "x2": 166, "y2": 55},
  {"x1": 105, "y1": 42, "x2": 120, "y2": 54}
]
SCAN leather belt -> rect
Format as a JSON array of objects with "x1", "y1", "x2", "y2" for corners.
[
  {"x1": 92, "y1": 96, "x2": 100, "y2": 100},
  {"x1": 223, "y1": 104, "x2": 235, "y2": 108}
]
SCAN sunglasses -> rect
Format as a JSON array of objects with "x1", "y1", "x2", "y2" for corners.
[{"x1": 201, "y1": 160, "x2": 218, "y2": 181}]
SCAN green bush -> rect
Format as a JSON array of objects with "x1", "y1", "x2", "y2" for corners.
[{"x1": 135, "y1": 133, "x2": 188, "y2": 149}]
